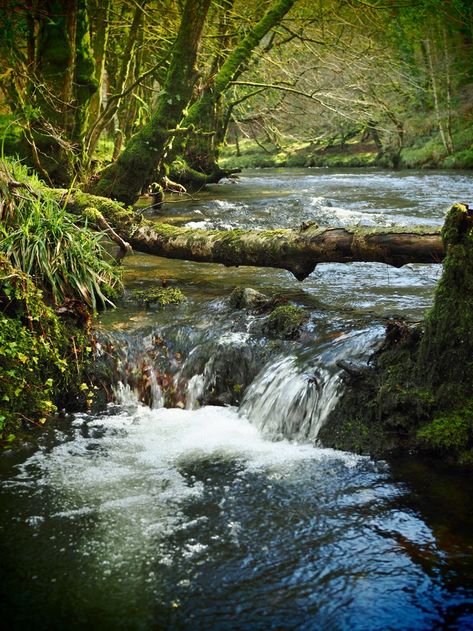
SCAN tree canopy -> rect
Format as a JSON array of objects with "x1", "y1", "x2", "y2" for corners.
[{"x1": 1, "y1": 0, "x2": 471, "y2": 193}]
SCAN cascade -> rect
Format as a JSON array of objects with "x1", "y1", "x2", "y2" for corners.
[
  {"x1": 239, "y1": 356, "x2": 342, "y2": 441},
  {"x1": 97, "y1": 322, "x2": 381, "y2": 442}
]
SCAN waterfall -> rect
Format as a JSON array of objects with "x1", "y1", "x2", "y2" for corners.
[
  {"x1": 97, "y1": 330, "x2": 167, "y2": 409},
  {"x1": 98, "y1": 321, "x2": 381, "y2": 443},
  {"x1": 239, "y1": 327, "x2": 383, "y2": 442},
  {"x1": 239, "y1": 356, "x2": 342, "y2": 442}
]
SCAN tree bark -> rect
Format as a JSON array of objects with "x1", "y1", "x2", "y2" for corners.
[
  {"x1": 86, "y1": 0, "x2": 111, "y2": 141},
  {"x1": 91, "y1": 0, "x2": 212, "y2": 205},
  {"x1": 46, "y1": 187, "x2": 444, "y2": 280},
  {"x1": 86, "y1": 1, "x2": 144, "y2": 157},
  {"x1": 177, "y1": 0, "x2": 297, "y2": 179}
]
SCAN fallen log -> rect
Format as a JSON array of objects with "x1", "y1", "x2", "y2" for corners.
[{"x1": 49, "y1": 188, "x2": 444, "y2": 281}]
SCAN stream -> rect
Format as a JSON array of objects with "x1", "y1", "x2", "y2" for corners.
[{"x1": 1, "y1": 168, "x2": 473, "y2": 630}]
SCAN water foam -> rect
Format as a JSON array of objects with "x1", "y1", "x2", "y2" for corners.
[{"x1": 239, "y1": 355, "x2": 342, "y2": 441}]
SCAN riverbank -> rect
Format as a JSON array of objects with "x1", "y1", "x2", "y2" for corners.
[
  {"x1": 0, "y1": 159, "x2": 122, "y2": 445},
  {"x1": 220, "y1": 126, "x2": 473, "y2": 171}
]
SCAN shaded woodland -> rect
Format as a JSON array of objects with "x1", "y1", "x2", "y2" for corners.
[{"x1": 1, "y1": 0, "x2": 472, "y2": 195}]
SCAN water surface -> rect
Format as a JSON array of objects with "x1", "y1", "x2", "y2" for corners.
[{"x1": 1, "y1": 168, "x2": 473, "y2": 630}]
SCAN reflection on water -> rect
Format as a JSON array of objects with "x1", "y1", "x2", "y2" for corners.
[
  {"x1": 1, "y1": 168, "x2": 473, "y2": 629},
  {"x1": 1, "y1": 403, "x2": 473, "y2": 630}
]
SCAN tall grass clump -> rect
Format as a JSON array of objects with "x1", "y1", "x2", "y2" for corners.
[{"x1": 0, "y1": 159, "x2": 122, "y2": 310}]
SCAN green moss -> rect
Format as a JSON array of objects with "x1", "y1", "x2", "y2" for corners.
[
  {"x1": 416, "y1": 203, "x2": 473, "y2": 407},
  {"x1": 213, "y1": 229, "x2": 247, "y2": 266},
  {"x1": 0, "y1": 255, "x2": 93, "y2": 441},
  {"x1": 130, "y1": 286, "x2": 185, "y2": 307},
  {"x1": 417, "y1": 402, "x2": 473, "y2": 452},
  {"x1": 331, "y1": 417, "x2": 372, "y2": 453},
  {"x1": 263, "y1": 305, "x2": 308, "y2": 339}
]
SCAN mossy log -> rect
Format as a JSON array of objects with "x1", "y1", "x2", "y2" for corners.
[{"x1": 47, "y1": 188, "x2": 444, "y2": 280}]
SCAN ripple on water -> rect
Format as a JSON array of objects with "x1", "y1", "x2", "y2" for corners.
[{"x1": 1, "y1": 401, "x2": 470, "y2": 630}]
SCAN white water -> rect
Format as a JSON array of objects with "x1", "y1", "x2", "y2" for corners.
[
  {"x1": 9, "y1": 398, "x2": 361, "y2": 591},
  {"x1": 240, "y1": 355, "x2": 342, "y2": 441}
]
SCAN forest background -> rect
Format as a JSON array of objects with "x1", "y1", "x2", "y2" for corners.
[{"x1": 1, "y1": 0, "x2": 472, "y2": 196}]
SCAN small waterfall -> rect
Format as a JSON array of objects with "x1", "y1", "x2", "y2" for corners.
[
  {"x1": 176, "y1": 332, "x2": 270, "y2": 408},
  {"x1": 114, "y1": 367, "x2": 164, "y2": 409},
  {"x1": 97, "y1": 330, "x2": 169, "y2": 409},
  {"x1": 185, "y1": 374, "x2": 205, "y2": 409},
  {"x1": 239, "y1": 356, "x2": 343, "y2": 442}
]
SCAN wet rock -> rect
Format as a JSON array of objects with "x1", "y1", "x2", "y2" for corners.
[
  {"x1": 263, "y1": 305, "x2": 308, "y2": 339},
  {"x1": 228, "y1": 286, "x2": 272, "y2": 311},
  {"x1": 178, "y1": 336, "x2": 273, "y2": 407}
]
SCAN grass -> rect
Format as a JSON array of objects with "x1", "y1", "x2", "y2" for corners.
[
  {"x1": 220, "y1": 137, "x2": 377, "y2": 170},
  {"x1": 0, "y1": 158, "x2": 122, "y2": 310}
]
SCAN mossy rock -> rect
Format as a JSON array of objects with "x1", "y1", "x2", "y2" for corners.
[
  {"x1": 263, "y1": 305, "x2": 308, "y2": 339},
  {"x1": 129, "y1": 286, "x2": 185, "y2": 308}
]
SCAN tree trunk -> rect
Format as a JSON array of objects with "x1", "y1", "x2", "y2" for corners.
[
  {"x1": 87, "y1": 0, "x2": 111, "y2": 136},
  {"x1": 177, "y1": 0, "x2": 296, "y2": 180},
  {"x1": 86, "y1": 1, "x2": 145, "y2": 157},
  {"x1": 18, "y1": 0, "x2": 97, "y2": 184},
  {"x1": 44, "y1": 186, "x2": 444, "y2": 281},
  {"x1": 425, "y1": 38, "x2": 453, "y2": 155},
  {"x1": 33, "y1": 0, "x2": 78, "y2": 184},
  {"x1": 91, "y1": 0, "x2": 212, "y2": 205},
  {"x1": 71, "y1": 1, "x2": 99, "y2": 156}
]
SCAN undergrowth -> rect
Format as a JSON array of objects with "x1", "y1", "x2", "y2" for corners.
[
  {"x1": 0, "y1": 158, "x2": 121, "y2": 442},
  {"x1": 0, "y1": 158, "x2": 122, "y2": 309},
  {"x1": 0, "y1": 256, "x2": 93, "y2": 441}
]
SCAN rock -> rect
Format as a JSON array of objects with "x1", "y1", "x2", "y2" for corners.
[
  {"x1": 229, "y1": 286, "x2": 272, "y2": 311},
  {"x1": 262, "y1": 305, "x2": 308, "y2": 339}
]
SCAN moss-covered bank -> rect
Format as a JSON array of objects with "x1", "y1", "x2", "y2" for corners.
[
  {"x1": 0, "y1": 256, "x2": 95, "y2": 443},
  {"x1": 0, "y1": 158, "x2": 123, "y2": 445},
  {"x1": 320, "y1": 203, "x2": 473, "y2": 467}
]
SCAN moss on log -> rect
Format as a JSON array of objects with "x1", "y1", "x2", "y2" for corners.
[{"x1": 47, "y1": 188, "x2": 444, "y2": 279}]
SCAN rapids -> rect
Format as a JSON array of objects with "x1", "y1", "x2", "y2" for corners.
[{"x1": 1, "y1": 168, "x2": 473, "y2": 629}]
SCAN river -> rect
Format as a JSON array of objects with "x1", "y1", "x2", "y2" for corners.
[{"x1": 1, "y1": 168, "x2": 473, "y2": 630}]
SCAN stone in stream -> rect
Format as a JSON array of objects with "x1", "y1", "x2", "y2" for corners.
[
  {"x1": 228, "y1": 286, "x2": 273, "y2": 311},
  {"x1": 262, "y1": 305, "x2": 309, "y2": 340}
]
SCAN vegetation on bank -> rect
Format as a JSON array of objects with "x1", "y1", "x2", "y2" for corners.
[
  {"x1": 0, "y1": 255, "x2": 94, "y2": 443},
  {"x1": 0, "y1": 159, "x2": 122, "y2": 443},
  {"x1": 220, "y1": 123, "x2": 473, "y2": 171},
  {"x1": 319, "y1": 203, "x2": 473, "y2": 467}
]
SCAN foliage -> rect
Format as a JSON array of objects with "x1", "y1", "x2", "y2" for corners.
[
  {"x1": 417, "y1": 402, "x2": 473, "y2": 452},
  {"x1": 0, "y1": 255, "x2": 93, "y2": 441},
  {"x1": 0, "y1": 159, "x2": 122, "y2": 310}
]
